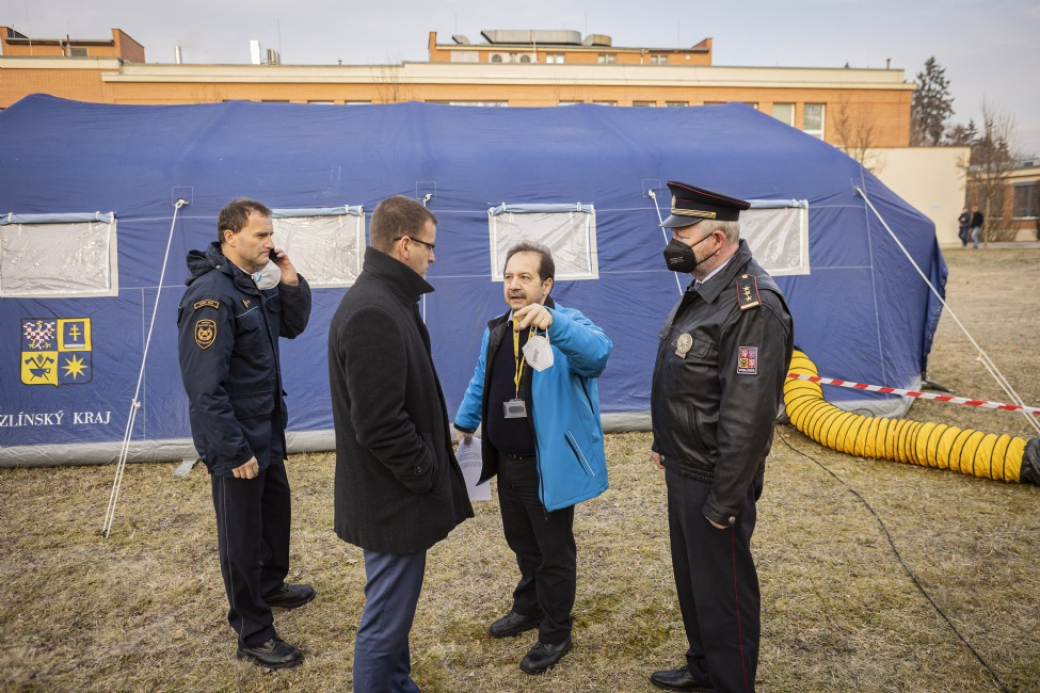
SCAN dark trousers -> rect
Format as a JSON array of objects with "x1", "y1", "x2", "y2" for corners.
[
  {"x1": 353, "y1": 550, "x2": 426, "y2": 693},
  {"x1": 958, "y1": 226, "x2": 970, "y2": 246},
  {"x1": 210, "y1": 462, "x2": 291, "y2": 647},
  {"x1": 667, "y1": 469, "x2": 762, "y2": 693},
  {"x1": 497, "y1": 453, "x2": 576, "y2": 645}
]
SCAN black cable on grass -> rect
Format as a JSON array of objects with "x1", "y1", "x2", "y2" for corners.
[{"x1": 777, "y1": 428, "x2": 1013, "y2": 693}]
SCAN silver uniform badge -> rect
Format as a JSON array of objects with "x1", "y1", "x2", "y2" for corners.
[{"x1": 675, "y1": 333, "x2": 693, "y2": 358}]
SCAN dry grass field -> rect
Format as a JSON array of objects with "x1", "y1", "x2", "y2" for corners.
[{"x1": 1, "y1": 246, "x2": 1038, "y2": 692}]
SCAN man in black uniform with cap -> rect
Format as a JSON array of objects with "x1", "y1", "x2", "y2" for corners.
[{"x1": 649, "y1": 182, "x2": 793, "y2": 693}]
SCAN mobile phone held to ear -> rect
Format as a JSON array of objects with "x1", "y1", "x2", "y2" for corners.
[{"x1": 269, "y1": 248, "x2": 279, "y2": 262}]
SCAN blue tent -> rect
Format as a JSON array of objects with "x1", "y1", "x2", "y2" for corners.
[{"x1": 0, "y1": 94, "x2": 946, "y2": 466}]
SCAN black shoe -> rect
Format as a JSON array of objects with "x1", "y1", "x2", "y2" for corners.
[
  {"x1": 264, "y1": 583, "x2": 316, "y2": 610},
  {"x1": 520, "y1": 637, "x2": 572, "y2": 674},
  {"x1": 488, "y1": 610, "x2": 543, "y2": 638},
  {"x1": 236, "y1": 637, "x2": 304, "y2": 669},
  {"x1": 650, "y1": 665, "x2": 713, "y2": 692}
]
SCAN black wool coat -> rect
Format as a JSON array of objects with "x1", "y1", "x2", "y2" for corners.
[{"x1": 328, "y1": 247, "x2": 473, "y2": 554}]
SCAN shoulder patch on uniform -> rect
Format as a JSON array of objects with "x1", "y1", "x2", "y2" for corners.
[
  {"x1": 193, "y1": 299, "x2": 220, "y2": 311},
  {"x1": 736, "y1": 274, "x2": 761, "y2": 310},
  {"x1": 194, "y1": 319, "x2": 217, "y2": 350},
  {"x1": 737, "y1": 346, "x2": 758, "y2": 374}
]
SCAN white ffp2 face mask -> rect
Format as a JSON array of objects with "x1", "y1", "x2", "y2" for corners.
[{"x1": 252, "y1": 261, "x2": 281, "y2": 290}]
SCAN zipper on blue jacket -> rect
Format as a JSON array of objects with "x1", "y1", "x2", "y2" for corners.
[{"x1": 565, "y1": 431, "x2": 596, "y2": 476}]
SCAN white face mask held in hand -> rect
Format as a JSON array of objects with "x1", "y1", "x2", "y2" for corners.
[
  {"x1": 523, "y1": 333, "x2": 554, "y2": 371},
  {"x1": 251, "y1": 261, "x2": 281, "y2": 290}
]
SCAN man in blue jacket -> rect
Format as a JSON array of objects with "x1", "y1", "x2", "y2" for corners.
[
  {"x1": 455, "y1": 241, "x2": 612, "y2": 675},
  {"x1": 177, "y1": 198, "x2": 313, "y2": 669}
]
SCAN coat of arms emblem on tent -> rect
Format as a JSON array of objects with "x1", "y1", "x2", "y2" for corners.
[{"x1": 21, "y1": 318, "x2": 93, "y2": 386}]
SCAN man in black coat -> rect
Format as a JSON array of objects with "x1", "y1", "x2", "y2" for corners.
[
  {"x1": 970, "y1": 206, "x2": 985, "y2": 248},
  {"x1": 649, "y1": 182, "x2": 793, "y2": 693},
  {"x1": 328, "y1": 195, "x2": 473, "y2": 692},
  {"x1": 177, "y1": 197, "x2": 314, "y2": 670}
]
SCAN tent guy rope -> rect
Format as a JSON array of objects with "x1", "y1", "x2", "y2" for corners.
[
  {"x1": 855, "y1": 187, "x2": 1040, "y2": 438},
  {"x1": 101, "y1": 198, "x2": 189, "y2": 538}
]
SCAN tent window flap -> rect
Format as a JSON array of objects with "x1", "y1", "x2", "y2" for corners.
[
  {"x1": 488, "y1": 203, "x2": 598, "y2": 280},
  {"x1": 742, "y1": 201, "x2": 810, "y2": 276},
  {"x1": 270, "y1": 207, "x2": 364, "y2": 288},
  {"x1": 0, "y1": 215, "x2": 118, "y2": 297}
]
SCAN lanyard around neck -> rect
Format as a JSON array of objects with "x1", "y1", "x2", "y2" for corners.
[{"x1": 512, "y1": 320, "x2": 535, "y2": 397}]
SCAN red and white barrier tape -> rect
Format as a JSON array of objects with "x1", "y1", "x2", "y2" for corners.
[{"x1": 787, "y1": 373, "x2": 1040, "y2": 416}]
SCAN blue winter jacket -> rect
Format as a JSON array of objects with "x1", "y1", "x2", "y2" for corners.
[{"x1": 455, "y1": 296, "x2": 612, "y2": 511}]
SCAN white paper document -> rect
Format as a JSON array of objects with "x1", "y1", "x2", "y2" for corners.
[{"x1": 456, "y1": 436, "x2": 492, "y2": 502}]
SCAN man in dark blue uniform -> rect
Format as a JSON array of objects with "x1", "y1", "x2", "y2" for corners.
[
  {"x1": 649, "y1": 182, "x2": 793, "y2": 693},
  {"x1": 177, "y1": 197, "x2": 314, "y2": 669}
]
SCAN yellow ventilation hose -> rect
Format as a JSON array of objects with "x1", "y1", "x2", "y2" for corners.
[{"x1": 784, "y1": 350, "x2": 1040, "y2": 485}]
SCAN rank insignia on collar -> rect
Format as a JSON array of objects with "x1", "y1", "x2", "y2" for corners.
[
  {"x1": 242, "y1": 299, "x2": 251, "y2": 309},
  {"x1": 194, "y1": 299, "x2": 219, "y2": 311},
  {"x1": 736, "y1": 274, "x2": 761, "y2": 310}
]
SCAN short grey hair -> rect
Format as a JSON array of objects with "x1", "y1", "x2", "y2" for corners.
[{"x1": 711, "y1": 220, "x2": 741, "y2": 244}]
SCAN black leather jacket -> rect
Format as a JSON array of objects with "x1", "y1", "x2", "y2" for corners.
[{"x1": 651, "y1": 240, "x2": 793, "y2": 526}]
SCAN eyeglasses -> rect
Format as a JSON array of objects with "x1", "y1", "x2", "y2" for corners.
[{"x1": 398, "y1": 236, "x2": 436, "y2": 252}]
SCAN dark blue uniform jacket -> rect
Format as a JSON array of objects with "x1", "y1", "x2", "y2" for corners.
[{"x1": 177, "y1": 242, "x2": 311, "y2": 476}]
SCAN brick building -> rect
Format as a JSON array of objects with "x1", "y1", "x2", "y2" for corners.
[{"x1": 0, "y1": 26, "x2": 915, "y2": 148}]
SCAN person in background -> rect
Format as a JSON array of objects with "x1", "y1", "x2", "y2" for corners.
[
  {"x1": 970, "y1": 206, "x2": 985, "y2": 249},
  {"x1": 958, "y1": 207, "x2": 971, "y2": 248}
]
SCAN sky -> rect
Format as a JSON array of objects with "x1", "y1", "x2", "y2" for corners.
[{"x1": 6, "y1": 0, "x2": 1039, "y2": 156}]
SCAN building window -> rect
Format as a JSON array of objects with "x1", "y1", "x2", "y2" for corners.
[
  {"x1": 598, "y1": 54, "x2": 617, "y2": 64},
  {"x1": 344, "y1": 101, "x2": 371, "y2": 105},
  {"x1": 308, "y1": 100, "x2": 335, "y2": 105},
  {"x1": 0, "y1": 213, "x2": 118, "y2": 297},
  {"x1": 433, "y1": 101, "x2": 508, "y2": 107},
  {"x1": 488, "y1": 204, "x2": 598, "y2": 280},
  {"x1": 592, "y1": 101, "x2": 617, "y2": 106},
  {"x1": 632, "y1": 101, "x2": 657, "y2": 108},
  {"x1": 803, "y1": 103, "x2": 825, "y2": 138},
  {"x1": 1013, "y1": 183, "x2": 1038, "y2": 218},
  {"x1": 650, "y1": 54, "x2": 668, "y2": 65},
  {"x1": 772, "y1": 103, "x2": 795, "y2": 126},
  {"x1": 546, "y1": 53, "x2": 565, "y2": 64},
  {"x1": 69, "y1": 46, "x2": 88, "y2": 57},
  {"x1": 665, "y1": 101, "x2": 689, "y2": 107},
  {"x1": 270, "y1": 207, "x2": 365, "y2": 288},
  {"x1": 558, "y1": 101, "x2": 583, "y2": 106}
]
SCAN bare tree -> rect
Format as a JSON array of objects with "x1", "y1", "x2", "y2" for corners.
[
  {"x1": 833, "y1": 98, "x2": 885, "y2": 174},
  {"x1": 963, "y1": 100, "x2": 1022, "y2": 243},
  {"x1": 370, "y1": 53, "x2": 410, "y2": 104}
]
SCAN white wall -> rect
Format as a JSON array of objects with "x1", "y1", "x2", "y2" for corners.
[{"x1": 862, "y1": 147, "x2": 970, "y2": 247}]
